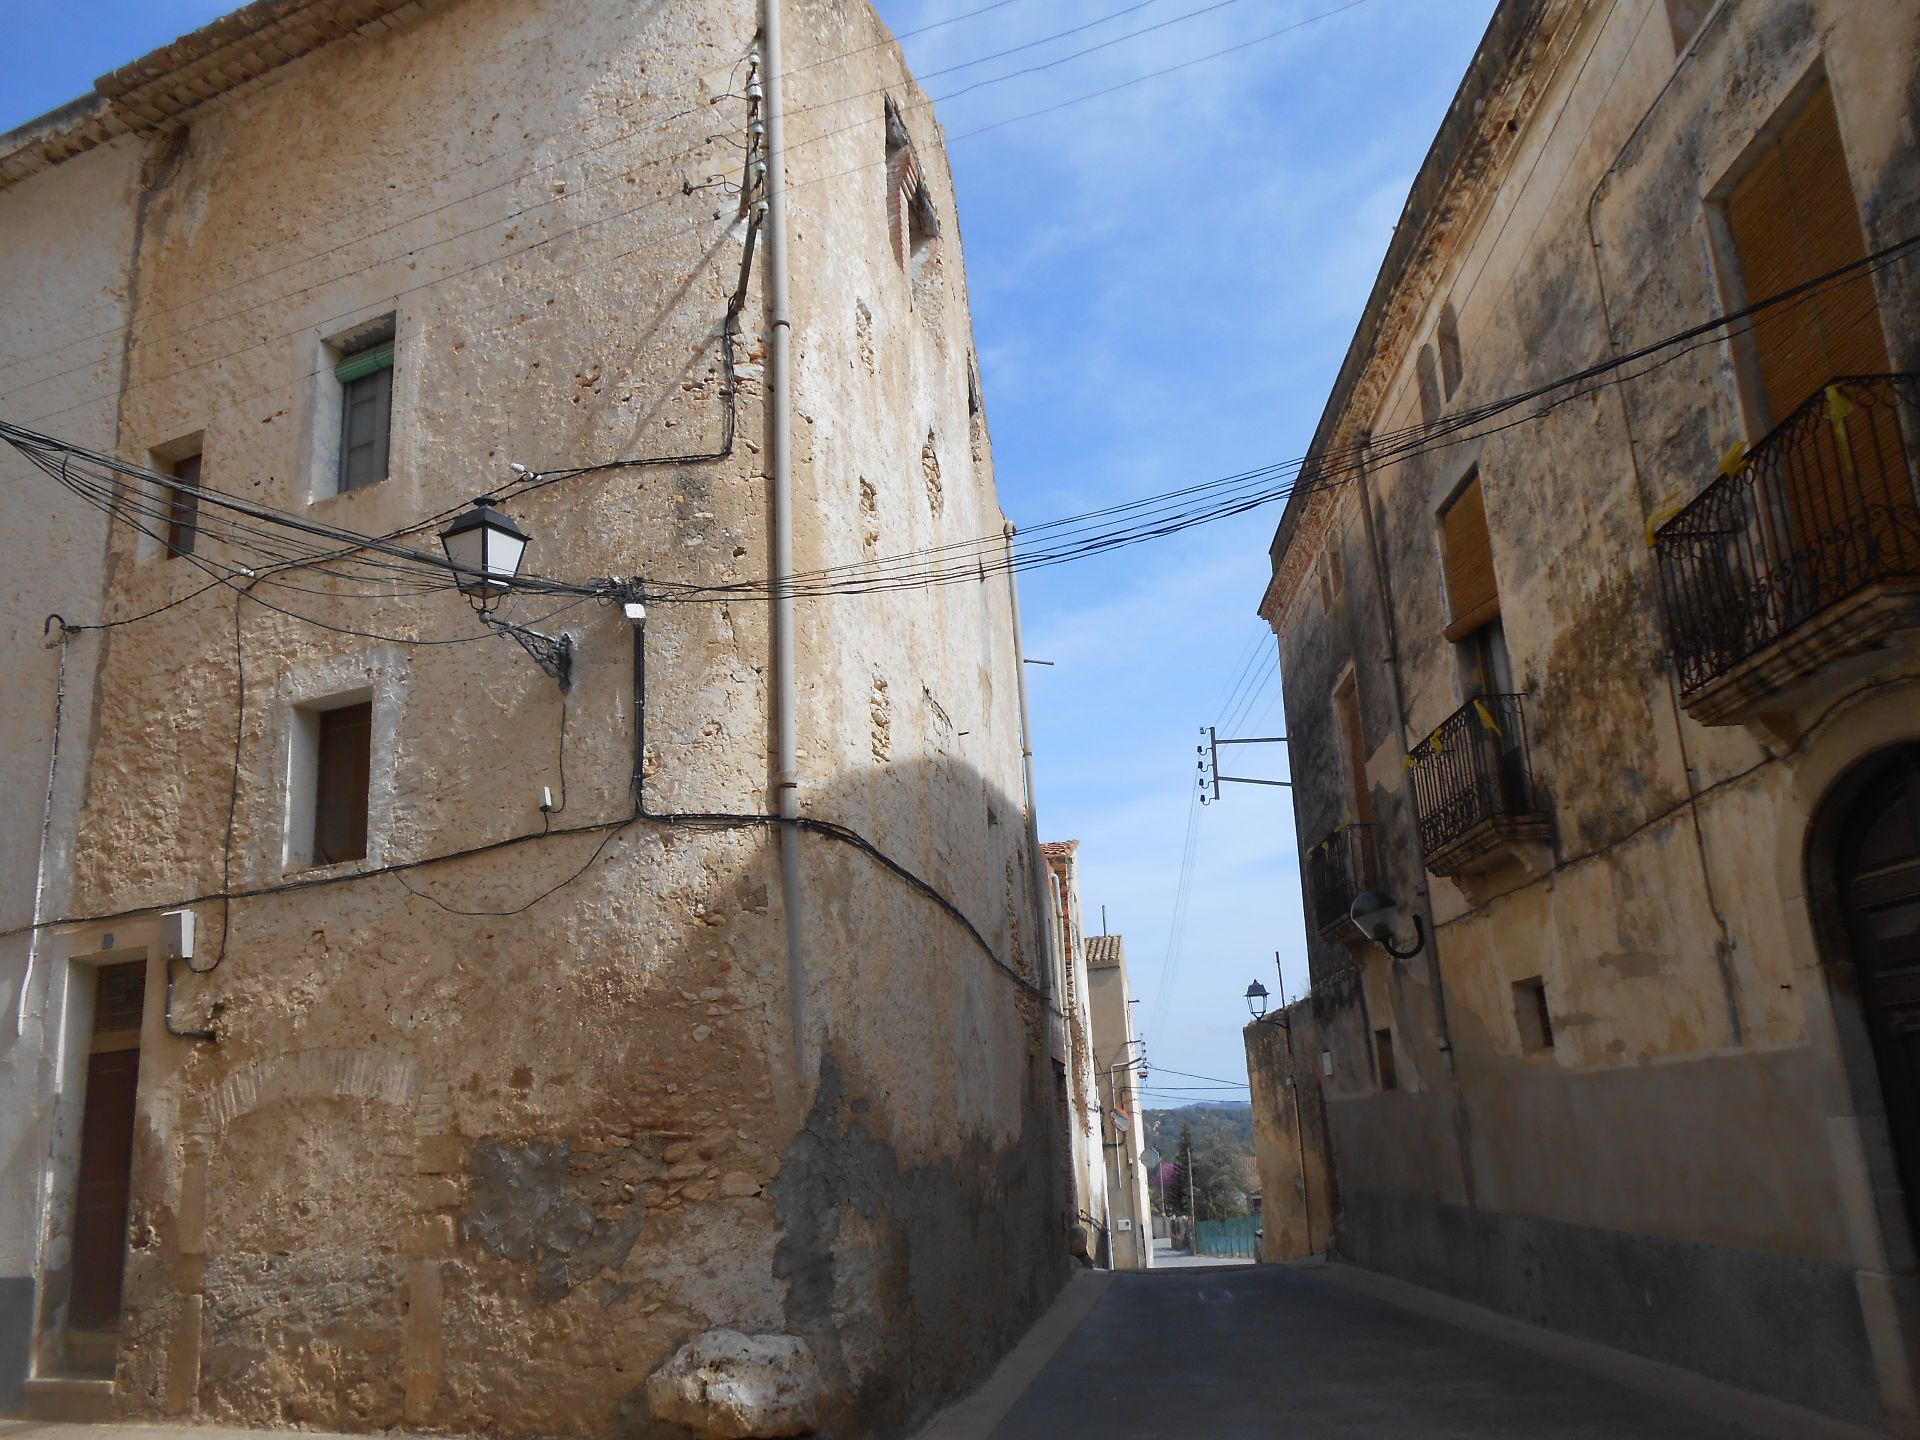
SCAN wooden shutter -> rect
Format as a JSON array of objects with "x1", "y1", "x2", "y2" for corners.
[
  {"x1": 1727, "y1": 82, "x2": 1903, "y2": 554},
  {"x1": 314, "y1": 702, "x2": 372, "y2": 864},
  {"x1": 1442, "y1": 474, "x2": 1500, "y2": 642},
  {"x1": 1727, "y1": 82, "x2": 1889, "y2": 428}
]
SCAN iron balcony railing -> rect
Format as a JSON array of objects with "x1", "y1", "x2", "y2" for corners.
[
  {"x1": 1306, "y1": 823, "x2": 1377, "y2": 936},
  {"x1": 1653, "y1": 375, "x2": 1920, "y2": 697},
  {"x1": 1407, "y1": 694, "x2": 1539, "y2": 861}
]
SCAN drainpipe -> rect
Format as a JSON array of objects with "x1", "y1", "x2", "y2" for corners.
[
  {"x1": 1354, "y1": 436, "x2": 1456, "y2": 1069},
  {"x1": 1354, "y1": 435, "x2": 1475, "y2": 1209},
  {"x1": 1581, "y1": 6, "x2": 1743, "y2": 1047},
  {"x1": 763, "y1": 0, "x2": 810, "y2": 1096}
]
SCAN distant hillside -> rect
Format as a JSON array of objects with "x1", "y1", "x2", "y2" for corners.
[
  {"x1": 1142, "y1": 1102, "x2": 1257, "y2": 1218},
  {"x1": 1143, "y1": 1103, "x2": 1252, "y2": 1153}
]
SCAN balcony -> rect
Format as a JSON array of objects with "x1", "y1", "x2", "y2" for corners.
[
  {"x1": 1306, "y1": 823, "x2": 1378, "y2": 941},
  {"x1": 1408, "y1": 694, "x2": 1549, "y2": 877},
  {"x1": 1654, "y1": 375, "x2": 1920, "y2": 726}
]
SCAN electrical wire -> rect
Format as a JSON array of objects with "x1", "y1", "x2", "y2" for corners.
[
  {"x1": 13, "y1": 0, "x2": 1373, "y2": 434},
  {"x1": 1211, "y1": 629, "x2": 1270, "y2": 732},
  {"x1": 4, "y1": 0, "x2": 1051, "y2": 381},
  {"x1": 14, "y1": 228, "x2": 1914, "y2": 640},
  {"x1": 1148, "y1": 783, "x2": 1203, "y2": 1036}
]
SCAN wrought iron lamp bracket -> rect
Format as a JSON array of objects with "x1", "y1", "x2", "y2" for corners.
[
  {"x1": 483, "y1": 611, "x2": 574, "y2": 689},
  {"x1": 1378, "y1": 913, "x2": 1426, "y2": 961}
]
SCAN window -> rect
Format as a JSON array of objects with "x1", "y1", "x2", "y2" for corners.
[
  {"x1": 1317, "y1": 545, "x2": 1343, "y2": 610},
  {"x1": 165, "y1": 452, "x2": 201, "y2": 558},
  {"x1": 1373, "y1": 1028, "x2": 1398, "y2": 1091},
  {"x1": 289, "y1": 695, "x2": 372, "y2": 870},
  {"x1": 1437, "y1": 302, "x2": 1463, "y2": 399},
  {"x1": 149, "y1": 435, "x2": 204, "y2": 559},
  {"x1": 1333, "y1": 673, "x2": 1371, "y2": 825},
  {"x1": 1665, "y1": 0, "x2": 1711, "y2": 51},
  {"x1": 1513, "y1": 976, "x2": 1554, "y2": 1052},
  {"x1": 312, "y1": 701, "x2": 372, "y2": 865},
  {"x1": 338, "y1": 345, "x2": 394, "y2": 492},
  {"x1": 1440, "y1": 471, "x2": 1500, "y2": 644},
  {"x1": 884, "y1": 98, "x2": 942, "y2": 317},
  {"x1": 321, "y1": 314, "x2": 397, "y2": 496},
  {"x1": 1415, "y1": 345, "x2": 1441, "y2": 428},
  {"x1": 1723, "y1": 79, "x2": 1888, "y2": 430}
]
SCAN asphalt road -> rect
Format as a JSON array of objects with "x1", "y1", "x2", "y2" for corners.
[{"x1": 988, "y1": 1264, "x2": 1776, "y2": 1440}]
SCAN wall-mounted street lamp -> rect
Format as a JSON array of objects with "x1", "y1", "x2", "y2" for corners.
[
  {"x1": 1349, "y1": 889, "x2": 1427, "y2": 960},
  {"x1": 439, "y1": 496, "x2": 573, "y2": 688},
  {"x1": 1246, "y1": 980, "x2": 1270, "y2": 1020}
]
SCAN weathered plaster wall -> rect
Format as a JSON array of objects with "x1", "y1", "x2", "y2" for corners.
[
  {"x1": 1086, "y1": 940, "x2": 1150, "y2": 1269},
  {"x1": 1242, "y1": 1004, "x2": 1335, "y2": 1265},
  {"x1": 766, "y1": 0, "x2": 1071, "y2": 1423},
  {"x1": 0, "y1": 0, "x2": 1064, "y2": 1434},
  {"x1": 1260, "y1": 0, "x2": 1920, "y2": 1426},
  {"x1": 0, "y1": 133, "x2": 143, "y2": 1409},
  {"x1": 1037, "y1": 843, "x2": 1107, "y2": 1255}
]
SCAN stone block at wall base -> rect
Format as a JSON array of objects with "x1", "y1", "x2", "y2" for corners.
[
  {"x1": 1338, "y1": 1188, "x2": 1882, "y2": 1429},
  {"x1": 0, "y1": 1275, "x2": 29, "y2": 1415}
]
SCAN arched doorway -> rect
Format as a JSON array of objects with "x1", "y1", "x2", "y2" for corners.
[{"x1": 1834, "y1": 745, "x2": 1920, "y2": 1236}]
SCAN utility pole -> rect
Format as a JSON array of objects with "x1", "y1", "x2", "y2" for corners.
[
  {"x1": 1197, "y1": 725, "x2": 1291, "y2": 805},
  {"x1": 1186, "y1": 1144, "x2": 1197, "y2": 1250}
]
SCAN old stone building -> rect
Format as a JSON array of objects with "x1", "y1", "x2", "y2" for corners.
[
  {"x1": 1242, "y1": 999, "x2": 1335, "y2": 1267},
  {"x1": 1256, "y1": 0, "x2": 1920, "y2": 1431},
  {"x1": 1084, "y1": 933, "x2": 1151, "y2": 1271},
  {"x1": 1039, "y1": 840, "x2": 1111, "y2": 1266},
  {"x1": 0, "y1": 0, "x2": 1073, "y2": 1434}
]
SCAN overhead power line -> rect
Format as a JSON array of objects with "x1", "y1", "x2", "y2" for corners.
[{"x1": 7, "y1": 225, "x2": 1913, "y2": 644}]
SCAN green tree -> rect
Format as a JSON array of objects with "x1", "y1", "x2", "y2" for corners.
[{"x1": 1166, "y1": 1121, "x2": 1196, "y2": 1221}]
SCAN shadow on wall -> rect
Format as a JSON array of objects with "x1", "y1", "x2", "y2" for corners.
[
  {"x1": 605, "y1": 748, "x2": 1073, "y2": 1440},
  {"x1": 64, "y1": 668, "x2": 1066, "y2": 1440}
]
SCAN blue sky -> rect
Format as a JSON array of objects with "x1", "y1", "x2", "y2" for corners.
[{"x1": 0, "y1": 0, "x2": 1495, "y2": 1101}]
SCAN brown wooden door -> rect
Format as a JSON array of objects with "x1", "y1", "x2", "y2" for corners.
[
  {"x1": 1839, "y1": 746, "x2": 1920, "y2": 1240},
  {"x1": 69, "y1": 1046, "x2": 140, "y2": 1330}
]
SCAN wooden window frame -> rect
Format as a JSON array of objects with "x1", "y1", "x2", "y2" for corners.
[
  {"x1": 165, "y1": 451, "x2": 202, "y2": 558},
  {"x1": 338, "y1": 350, "x2": 394, "y2": 493},
  {"x1": 286, "y1": 686, "x2": 379, "y2": 873},
  {"x1": 312, "y1": 700, "x2": 372, "y2": 867}
]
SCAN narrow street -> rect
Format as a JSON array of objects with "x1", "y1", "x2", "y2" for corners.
[{"x1": 923, "y1": 1255, "x2": 1871, "y2": 1440}]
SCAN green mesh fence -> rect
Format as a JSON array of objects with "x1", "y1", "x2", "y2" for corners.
[{"x1": 1194, "y1": 1215, "x2": 1258, "y2": 1258}]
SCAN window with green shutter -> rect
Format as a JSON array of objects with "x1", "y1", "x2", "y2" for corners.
[{"x1": 335, "y1": 328, "x2": 395, "y2": 493}]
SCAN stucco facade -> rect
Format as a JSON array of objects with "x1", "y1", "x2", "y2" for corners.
[
  {"x1": 1085, "y1": 933, "x2": 1151, "y2": 1271},
  {"x1": 1039, "y1": 840, "x2": 1110, "y2": 1267},
  {"x1": 1256, "y1": 0, "x2": 1920, "y2": 1431},
  {"x1": 0, "y1": 1, "x2": 1070, "y2": 1435},
  {"x1": 1242, "y1": 1004, "x2": 1335, "y2": 1267}
]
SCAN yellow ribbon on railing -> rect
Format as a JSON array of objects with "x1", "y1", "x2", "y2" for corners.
[
  {"x1": 1825, "y1": 384, "x2": 1858, "y2": 483},
  {"x1": 1473, "y1": 699, "x2": 1503, "y2": 738},
  {"x1": 1403, "y1": 754, "x2": 1416, "y2": 770},
  {"x1": 1717, "y1": 442, "x2": 1749, "y2": 478},
  {"x1": 1644, "y1": 492, "x2": 1684, "y2": 547}
]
